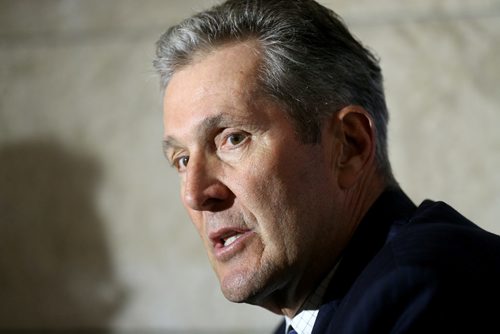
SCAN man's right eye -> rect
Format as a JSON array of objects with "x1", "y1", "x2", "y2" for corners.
[{"x1": 174, "y1": 156, "x2": 189, "y2": 171}]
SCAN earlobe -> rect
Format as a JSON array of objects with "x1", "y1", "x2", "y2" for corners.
[{"x1": 334, "y1": 106, "x2": 376, "y2": 189}]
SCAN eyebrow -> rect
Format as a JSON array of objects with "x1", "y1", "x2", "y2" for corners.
[
  {"x1": 162, "y1": 113, "x2": 233, "y2": 158},
  {"x1": 162, "y1": 137, "x2": 181, "y2": 159}
]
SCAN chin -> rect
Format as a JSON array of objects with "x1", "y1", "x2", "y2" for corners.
[
  {"x1": 218, "y1": 266, "x2": 286, "y2": 308},
  {"x1": 219, "y1": 270, "x2": 259, "y2": 303},
  {"x1": 221, "y1": 284, "x2": 268, "y2": 306},
  {"x1": 220, "y1": 276, "x2": 289, "y2": 316}
]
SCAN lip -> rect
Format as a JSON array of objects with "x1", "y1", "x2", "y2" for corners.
[{"x1": 209, "y1": 228, "x2": 255, "y2": 262}]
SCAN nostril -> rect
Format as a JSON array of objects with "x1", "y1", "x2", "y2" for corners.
[{"x1": 202, "y1": 196, "x2": 235, "y2": 212}]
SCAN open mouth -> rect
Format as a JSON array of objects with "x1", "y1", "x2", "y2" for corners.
[
  {"x1": 209, "y1": 228, "x2": 254, "y2": 260},
  {"x1": 221, "y1": 232, "x2": 244, "y2": 247}
]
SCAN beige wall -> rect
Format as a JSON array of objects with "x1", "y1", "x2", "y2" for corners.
[{"x1": 1, "y1": 0, "x2": 499, "y2": 332}]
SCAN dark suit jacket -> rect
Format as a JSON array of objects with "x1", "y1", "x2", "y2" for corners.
[{"x1": 274, "y1": 189, "x2": 500, "y2": 333}]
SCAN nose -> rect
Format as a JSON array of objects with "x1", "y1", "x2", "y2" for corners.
[{"x1": 182, "y1": 155, "x2": 233, "y2": 212}]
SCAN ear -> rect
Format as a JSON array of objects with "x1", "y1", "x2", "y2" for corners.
[{"x1": 331, "y1": 105, "x2": 376, "y2": 189}]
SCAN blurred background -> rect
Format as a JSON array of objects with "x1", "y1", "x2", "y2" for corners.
[{"x1": 0, "y1": 0, "x2": 499, "y2": 332}]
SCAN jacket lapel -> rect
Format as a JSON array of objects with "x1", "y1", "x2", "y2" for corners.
[{"x1": 312, "y1": 188, "x2": 416, "y2": 334}]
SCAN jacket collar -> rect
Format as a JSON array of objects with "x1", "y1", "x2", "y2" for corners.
[{"x1": 312, "y1": 187, "x2": 416, "y2": 334}]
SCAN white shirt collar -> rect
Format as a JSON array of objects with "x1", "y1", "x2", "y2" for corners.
[{"x1": 285, "y1": 308, "x2": 320, "y2": 334}]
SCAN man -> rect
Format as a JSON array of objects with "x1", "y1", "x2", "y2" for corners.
[{"x1": 154, "y1": 0, "x2": 500, "y2": 333}]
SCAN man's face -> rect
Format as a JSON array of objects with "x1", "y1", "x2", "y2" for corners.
[{"x1": 162, "y1": 42, "x2": 342, "y2": 308}]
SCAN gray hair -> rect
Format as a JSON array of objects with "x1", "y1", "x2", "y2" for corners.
[{"x1": 154, "y1": 0, "x2": 394, "y2": 182}]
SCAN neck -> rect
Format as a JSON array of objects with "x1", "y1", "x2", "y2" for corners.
[
  {"x1": 258, "y1": 171, "x2": 387, "y2": 318},
  {"x1": 341, "y1": 170, "x2": 387, "y2": 238}
]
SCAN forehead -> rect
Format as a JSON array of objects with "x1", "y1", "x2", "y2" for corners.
[{"x1": 162, "y1": 41, "x2": 263, "y2": 137}]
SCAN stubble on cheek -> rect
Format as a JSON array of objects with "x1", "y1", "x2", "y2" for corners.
[
  {"x1": 214, "y1": 207, "x2": 292, "y2": 304},
  {"x1": 217, "y1": 235, "x2": 268, "y2": 302},
  {"x1": 231, "y1": 186, "x2": 300, "y2": 303},
  {"x1": 219, "y1": 245, "x2": 293, "y2": 306},
  {"x1": 212, "y1": 144, "x2": 305, "y2": 304}
]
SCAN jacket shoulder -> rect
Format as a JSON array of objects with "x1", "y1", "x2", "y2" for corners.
[
  {"x1": 326, "y1": 200, "x2": 500, "y2": 333},
  {"x1": 390, "y1": 200, "x2": 500, "y2": 270}
]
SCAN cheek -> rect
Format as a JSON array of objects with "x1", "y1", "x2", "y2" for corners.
[
  {"x1": 252, "y1": 146, "x2": 330, "y2": 239},
  {"x1": 235, "y1": 165, "x2": 295, "y2": 252}
]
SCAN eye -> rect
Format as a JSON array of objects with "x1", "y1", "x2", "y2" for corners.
[
  {"x1": 215, "y1": 129, "x2": 250, "y2": 153},
  {"x1": 227, "y1": 133, "x2": 247, "y2": 146},
  {"x1": 174, "y1": 155, "x2": 189, "y2": 172}
]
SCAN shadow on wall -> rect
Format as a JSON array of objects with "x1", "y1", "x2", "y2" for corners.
[{"x1": 0, "y1": 139, "x2": 126, "y2": 330}]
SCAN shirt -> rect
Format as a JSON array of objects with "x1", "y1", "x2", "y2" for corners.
[{"x1": 284, "y1": 262, "x2": 340, "y2": 334}]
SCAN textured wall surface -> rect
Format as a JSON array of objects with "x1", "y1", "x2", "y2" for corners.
[{"x1": 1, "y1": 0, "x2": 499, "y2": 332}]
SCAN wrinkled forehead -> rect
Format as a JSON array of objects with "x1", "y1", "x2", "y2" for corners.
[{"x1": 162, "y1": 41, "x2": 265, "y2": 137}]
